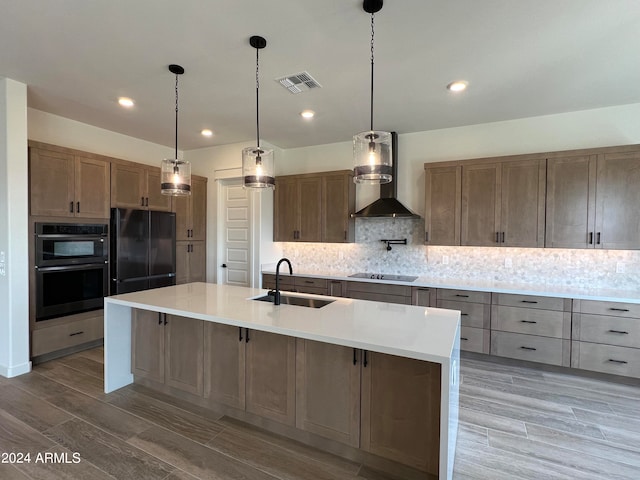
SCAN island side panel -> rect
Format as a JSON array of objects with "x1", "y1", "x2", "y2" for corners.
[
  {"x1": 440, "y1": 323, "x2": 460, "y2": 480},
  {"x1": 104, "y1": 302, "x2": 134, "y2": 393}
]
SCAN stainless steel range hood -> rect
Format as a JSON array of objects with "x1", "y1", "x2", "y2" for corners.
[{"x1": 351, "y1": 132, "x2": 420, "y2": 218}]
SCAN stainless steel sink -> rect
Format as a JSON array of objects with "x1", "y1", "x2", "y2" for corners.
[{"x1": 253, "y1": 294, "x2": 335, "y2": 308}]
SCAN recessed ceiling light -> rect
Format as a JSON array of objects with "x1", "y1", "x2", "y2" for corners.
[
  {"x1": 446, "y1": 81, "x2": 468, "y2": 92},
  {"x1": 300, "y1": 110, "x2": 315, "y2": 119},
  {"x1": 201, "y1": 129, "x2": 213, "y2": 137},
  {"x1": 118, "y1": 97, "x2": 135, "y2": 108}
]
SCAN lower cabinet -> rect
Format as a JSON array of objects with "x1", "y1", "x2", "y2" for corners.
[
  {"x1": 204, "y1": 323, "x2": 296, "y2": 426},
  {"x1": 437, "y1": 288, "x2": 491, "y2": 354},
  {"x1": 361, "y1": 351, "x2": 441, "y2": 476},
  {"x1": 31, "y1": 311, "x2": 104, "y2": 358},
  {"x1": 346, "y1": 281, "x2": 412, "y2": 304},
  {"x1": 131, "y1": 309, "x2": 204, "y2": 395},
  {"x1": 295, "y1": 339, "x2": 361, "y2": 447}
]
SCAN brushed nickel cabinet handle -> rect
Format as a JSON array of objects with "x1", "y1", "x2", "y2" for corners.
[{"x1": 608, "y1": 359, "x2": 627, "y2": 364}]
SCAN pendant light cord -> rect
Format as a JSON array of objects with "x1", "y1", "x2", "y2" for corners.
[
  {"x1": 174, "y1": 73, "x2": 179, "y2": 160},
  {"x1": 256, "y1": 47, "x2": 260, "y2": 150},
  {"x1": 370, "y1": 12, "x2": 375, "y2": 132}
]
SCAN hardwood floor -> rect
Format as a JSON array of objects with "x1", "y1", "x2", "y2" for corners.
[{"x1": 1, "y1": 348, "x2": 639, "y2": 479}]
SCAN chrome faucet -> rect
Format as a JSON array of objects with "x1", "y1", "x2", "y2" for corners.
[{"x1": 272, "y1": 258, "x2": 293, "y2": 305}]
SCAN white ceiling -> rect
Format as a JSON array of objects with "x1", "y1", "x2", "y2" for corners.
[{"x1": 2, "y1": 0, "x2": 639, "y2": 150}]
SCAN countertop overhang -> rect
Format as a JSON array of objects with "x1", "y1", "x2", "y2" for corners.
[{"x1": 105, "y1": 282, "x2": 461, "y2": 365}]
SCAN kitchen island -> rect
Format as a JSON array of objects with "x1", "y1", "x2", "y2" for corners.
[{"x1": 104, "y1": 282, "x2": 460, "y2": 480}]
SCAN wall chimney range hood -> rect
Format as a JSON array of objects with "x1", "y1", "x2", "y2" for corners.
[{"x1": 351, "y1": 132, "x2": 420, "y2": 218}]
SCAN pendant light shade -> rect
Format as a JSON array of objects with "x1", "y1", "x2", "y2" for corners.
[
  {"x1": 161, "y1": 64, "x2": 191, "y2": 196},
  {"x1": 353, "y1": 0, "x2": 392, "y2": 185},
  {"x1": 243, "y1": 35, "x2": 275, "y2": 189}
]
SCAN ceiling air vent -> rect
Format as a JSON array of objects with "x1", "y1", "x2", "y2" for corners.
[{"x1": 275, "y1": 71, "x2": 322, "y2": 94}]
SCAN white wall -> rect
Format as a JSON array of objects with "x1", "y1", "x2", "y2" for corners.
[
  {"x1": 280, "y1": 103, "x2": 640, "y2": 215},
  {"x1": 0, "y1": 79, "x2": 30, "y2": 377},
  {"x1": 28, "y1": 109, "x2": 176, "y2": 165}
]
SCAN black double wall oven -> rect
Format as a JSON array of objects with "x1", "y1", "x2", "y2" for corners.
[{"x1": 35, "y1": 223, "x2": 109, "y2": 321}]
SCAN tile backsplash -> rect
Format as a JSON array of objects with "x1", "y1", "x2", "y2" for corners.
[{"x1": 279, "y1": 218, "x2": 640, "y2": 290}]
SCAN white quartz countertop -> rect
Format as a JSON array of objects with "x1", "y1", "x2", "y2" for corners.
[
  {"x1": 262, "y1": 267, "x2": 640, "y2": 304},
  {"x1": 105, "y1": 282, "x2": 460, "y2": 364}
]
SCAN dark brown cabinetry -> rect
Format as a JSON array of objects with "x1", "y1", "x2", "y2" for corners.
[
  {"x1": 111, "y1": 162, "x2": 172, "y2": 211},
  {"x1": 424, "y1": 165, "x2": 461, "y2": 245},
  {"x1": 437, "y1": 288, "x2": 491, "y2": 354},
  {"x1": 29, "y1": 146, "x2": 110, "y2": 218},
  {"x1": 274, "y1": 170, "x2": 355, "y2": 243}
]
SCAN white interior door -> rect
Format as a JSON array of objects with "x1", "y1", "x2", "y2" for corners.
[{"x1": 218, "y1": 179, "x2": 252, "y2": 286}]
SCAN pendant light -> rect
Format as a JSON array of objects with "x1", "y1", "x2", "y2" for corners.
[
  {"x1": 353, "y1": 0, "x2": 392, "y2": 184},
  {"x1": 161, "y1": 64, "x2": 191, "y2": 196},
  {"x1": 243, "y1": 36, "x2": 275, "y2": 189}
]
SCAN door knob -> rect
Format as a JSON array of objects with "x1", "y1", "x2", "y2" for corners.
[{"x1": 221, "y1": 264, "x2": 227, "y2": 268}]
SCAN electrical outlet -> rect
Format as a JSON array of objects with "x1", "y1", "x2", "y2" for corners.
[
  {"x1": 442, "y1": 255, "x2": 449, "y2": 265},
  {"x1": 505, "y1": 257, "x2": 513, "y2": 269},
  {"x1": 338, "y1": 251, "x2": 344, "y2": 260},
  {"x1": 0, "y1": 262, "x2": 5, "y2": 276},
  {"x1": 616, "y1": 262, "x2": 626, "y2": 274},
  {"x1": 0, "y1": 251, "x2": 4, "y2": 263}
]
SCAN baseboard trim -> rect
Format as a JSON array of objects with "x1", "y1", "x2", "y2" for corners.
[{"x1": 0, "y1": 360, "x2": 32, "y2": 378}]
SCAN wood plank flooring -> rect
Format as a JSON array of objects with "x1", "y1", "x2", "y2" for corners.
[{"x1": 1, "y1": 348, "x2": 639, "y2": 479}]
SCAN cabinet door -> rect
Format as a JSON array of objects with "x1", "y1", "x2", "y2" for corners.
[
  {"x1": 298, "y1": 177, "x2": 323, "y2": 242},
  {"x1": 412, "y1": 287, "x2": 433, "y2": 307},
  {"x1": 461, "y1": 163, "x2": 501, "y2": 246},
  {"x1": 296, "y1": 340, "x2": 360, "y2": 447},
  {"x1": 29, "y1": 148, "x2": 75, "y2": 217},
  {"x1": 146, "y1": 167, "x2": 172, "y2": 212},
  {"x1": 500, "y1": 159, "x2": 546, "y2": 247},
  {"x1": 75, "y1": 156, "x2": 110, "y2": 218},
  {"x1": 274, "y1": 178, "x2": 298, "y2": 241},
  {"x1": 131, "y1": 309, "x2": 164, "y2": 383},
  {"x1": 328, "y1": 280, "x2": 346, "y2": 297},
  {"x1": 190, "y1": 176, "x2": 208, "y2": 241},
  {"x1": 164, "y1": 315, "x2": 204, "y2": 396},
  {"x1": 111, "y1": 163, "x2": 146, "y2": 209},
  {"x1": 188, "y1": 241, "x2": 207, "y2": 283},
  {"x1": 361, "y1": 352, "x2": 440, "y2": 476},
  {"x1": 424, "y1": 165, "x2": 461, "y2": 245},
  {"x1": 204, "y1": 323, "x2": 246, "y2": 409},
  {"x1": 545, "y1": 155, "x2": 596, "y2": 248},
  {"x1": 595, "y1": 151, "x2": 640, "y2": 249},
  {"x1": 173, "y1": 194, "x2": 190, "y2": 241},
  {"x1": 245, "y1": 330, "x2": 296, "y2": 426},
  {"x1": 361, "y1": 352, "x2": 441, "y2": 475},
  {"x1": 175, "y1": 241, "x2": 190, "y2": 285},
  {"x1": 322, "y1": 173, "x2": 354, "y2": 243}
]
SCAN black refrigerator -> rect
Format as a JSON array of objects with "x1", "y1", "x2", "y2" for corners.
[{"x1": 110, "y1": 208, "x2": 176, "y2": 294}]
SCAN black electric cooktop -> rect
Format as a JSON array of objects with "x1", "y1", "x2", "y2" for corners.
[{"x1": 348, "y1": 273, "x2": 418, "y2": 282}]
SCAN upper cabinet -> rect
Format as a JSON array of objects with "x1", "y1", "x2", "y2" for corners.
[
  {"x1": 173, "y1": 175, "x2": 207, "y2": 241},
  {"x1": 111, "y1": 162, "x2": 172, "y2": 212},
  {"x1": 29, "y1": 144, "x2": 110, "y2": 218},
  {"x1": 424, "y1": 165, "x2": 461, "y2": 246},
  {"x1": 546, "y1": 148, "x2": 640, "y2": 250},
  {"x1": 274, "y1": 170, "x2": 355, "y2": 243},
  {"x1": 460, "y1": 158, "x2": 545, "y2": 247}
]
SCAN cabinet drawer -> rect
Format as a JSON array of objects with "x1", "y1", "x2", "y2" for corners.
[
  {"x1": 437, "y1": 289, "x2": 490, "y2": 304},
  {"x1": 490, "y1": 331, "x2": 569, "y2": 366},
  {"x1": 347, "y1": 281, "x2": 411, "y2": 297},
  {"x1": 572, "y1": 341, "x2": 640, "y2": 378},
  {"x1": 460, "y1": 327, "x2": 489, "y2": 354},
  {"x1": 438, "y1": 300, "x2": 490, "y2": 329},
  {"x1": 491, "y1": 305, "x2": 570, "y2": 339},
  {"x1": 347, "y1": 291, "x2": 412, "y2": 305},
  {"x1": 32, "y1": 314, "x2": 103, "y2": 357},
  {"x1": 573, "y1": 314, "x2": 640, "y2": 348},
  {"x1": 493, "y1": 293, "x2": 568, "y2": 311},
  {"x1": 263, "y1": 274, "x2": 294, "y2": 290},
  {"x1": 294, "y1": 277, "x2": 328, "y2": 289},
  {"x1": 575, "y1": 300, "x2": 640, "y2": 318},
  {"x1": 294, "y1": 286, "x2": 328, "y2": 296}
]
